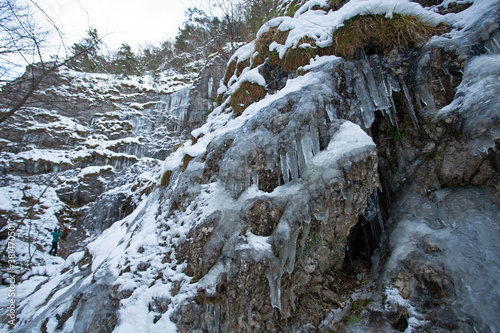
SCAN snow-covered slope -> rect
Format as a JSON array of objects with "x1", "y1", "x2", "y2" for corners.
[{"x1": 1, "y1": 0, "x2": 499, "y2": 332}]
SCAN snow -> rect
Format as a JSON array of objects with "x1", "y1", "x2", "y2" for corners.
[
  {"x1": 228, "y1": 41, "x2": 256, "y2": 63},
  {"x1": 77, "y1": 165, "x2": 114, "y2": 178},
  {"x1": 237, "y1": 68, "x2": 267, "y2": 87},
  {"x1": 3, "y1": 0, "x2": 499, "y2": 332},
  {"x1": 311, "y1": 122, "x2": 375, "y2": 168},
  {"x1": 258, "y1": 0, "x2": 443, "y2": 58},
  {"x1": 385, "y1": 287, "x2": 428, "y2": 332},
  {"x1": 0, "y1": 186, "x2": 23, "y2": 211},
  {"x1": 443, "y1": 0, "x2": 497, "y2": 32},
  {"x1": 240, "y1": 232, "x2": 273, "y2": 253}
]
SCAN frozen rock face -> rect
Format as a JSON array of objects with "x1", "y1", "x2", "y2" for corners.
[
  {"x1": 0, "y1": 60, "x2": 223, "y2": 259},
  {"x1": 2, "y1": 0, "x2": 500, "y2": 332},
  {"x1": 378, "y1": 186, "x2": 500, "y2": 332},
  {"x1": 170, "y1": 67, "x2": 379, "y2": 331}
]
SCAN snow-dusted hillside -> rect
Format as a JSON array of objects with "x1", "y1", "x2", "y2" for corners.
[
  {"x1": 1, "y1": 0, "x2": 499, "y2": 332},
  {"x1": 0, "y1": 60, "x2": 225, "y2": 331}
]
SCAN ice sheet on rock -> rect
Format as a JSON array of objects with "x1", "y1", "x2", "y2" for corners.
[
  {"x1": 437, "y1": 54, "x2": 500, "y2": 152},
  {"x1": 443, "y1": 0, "x2": 499, "y2": 34},
  {"x1": 383, "y1": 187, "x2": 500, "y2": 332},
  {"x1": 157, "y1": 87, "x2": 191, "y2": 128}
]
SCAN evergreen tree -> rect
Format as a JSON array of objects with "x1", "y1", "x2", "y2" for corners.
[
  {"x1": 69, "y1": 28, "x2": 104, "y2": 73},
  {"x1": 111, "y1": 43, "x2": 140, "y2": 75}
]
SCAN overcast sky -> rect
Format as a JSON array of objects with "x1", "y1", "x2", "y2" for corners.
[{"x1": 33, "y1": 0, "x2": 195, "y2": 51}]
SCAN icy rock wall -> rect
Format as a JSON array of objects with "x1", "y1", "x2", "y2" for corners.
[
  {"x1": 156, "y1": 55, "x2": 227, "y2": 134},
  {"x1": 0, "y1": 69, "x2": 196, "y2": 262},
  {"x1": 165, "y1": 58, "x2": 381, "y2": 331},
  {"x1": 378, "y1": 186, "x2": 500, "y2": 332},
  {"x1": 171, "y1": 2, "x2": 500, "y2": 331},
  {"x1": 157, "y1": 88, "x2": 191, "y2": 131},
  {"x1": 4, "y1": 1, "x2": 500, "y2": 332}
]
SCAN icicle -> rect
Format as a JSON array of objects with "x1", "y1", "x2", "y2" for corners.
[
  {"x1": 267, "y1": 265, "x2": 282, "y2": 310},
  {"x1": 299, "y1": 217, "x2": 312, "y2": 256},
  {"x1": 325, "y1": 104, "x2": 337, "y2": 122},
  {"x1": 300, "y1": 131, "x2": 314, "y2": 164},
  {"x1": 354, "y1": 72, "x2": 376, "y2": 129},
  {"x1": 214, "y1": 305, "x2": 220, "y2": 332},
  {"x1": 251, "y1": 170, "x2": 259, "y2": 188},
  {"x1": 382, "y1": 78, "x2": 398, "y2": 128},
  {"x1": 310, "y1": 125, "x2": 320, "y2": 155},
  {"x1": 340, "y1": 188, "x2": 347, "y2": 200},
  {"x1": 245, "y1": 172, "x2": 251, "y2": 190},
  {"x1": 286, "y1": 150, "x2": 299, "y2": 180},
  {"x1": 280, "y1": 153, "x2": 289, "y2": 183},
  {"x1": 363, "y1": 193, "x2": 377, "y2": 222},
  {"x1": 283, "y1": 230, "x2": 299, "y2": 275},
  {"x1": 485, "y1": 31, "x2": 500, "y2": 54},
  {"x1": 400, "y1": 79, "x2": 420, "y2": 130},
  {"x1": 296, "y1": 137, "x2": 306, "y2": 176},
  {"x1": 361, "y1": 60, "x2": 389, "y2": 110},
  {"x1": 377, "y1": 202, "x2": 385, "y2": 233},
  {"x1": 236, "y1": 181, "x2": 243, "y2": 195},
  {"x1": 207, "y1": 77, "x2": 214, "y2": 99},
  {"x1": 225, "y1": 177, "x2": 233, "y2": 193}
]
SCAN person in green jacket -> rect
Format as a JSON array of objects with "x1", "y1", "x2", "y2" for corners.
[{"x1": 48, "y1": 228, "x2": 63, "y2": 256}]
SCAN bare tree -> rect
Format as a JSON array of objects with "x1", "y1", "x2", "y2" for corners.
[{"x1": 0, "y1": 0, "x2": 100, "y2": 125}]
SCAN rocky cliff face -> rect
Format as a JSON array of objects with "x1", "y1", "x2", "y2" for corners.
[
  {"x1": 1, "y1": 0, "x2": 499, "y2": 332},
  {"x1": 0, "y1": 54, "x2": 225, "y2": 257}
]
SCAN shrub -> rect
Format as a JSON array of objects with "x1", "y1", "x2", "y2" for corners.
[
  {"x1": 230, "y1": 82, "x2": 267, "y2": 115},
  {"x1": 333, "y1": 13, "x2": 445, "y2": 58}
]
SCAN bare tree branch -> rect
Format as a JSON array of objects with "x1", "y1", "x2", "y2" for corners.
[{"x1": 0, "y1": 0, "x2": 103, "y2": 125}]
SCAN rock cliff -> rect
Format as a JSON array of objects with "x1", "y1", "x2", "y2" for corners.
[{"x1": 1, "y1": 0, "x2": 499, "y2": 332}]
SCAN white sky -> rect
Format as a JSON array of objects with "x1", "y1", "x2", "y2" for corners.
[{"x1": 33, "y1": 0, "x2": 194, "y2": 51}]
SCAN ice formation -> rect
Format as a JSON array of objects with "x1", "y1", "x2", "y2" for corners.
[{"x1": 1, "y1": 0, "x2": 499, "y2": 332}]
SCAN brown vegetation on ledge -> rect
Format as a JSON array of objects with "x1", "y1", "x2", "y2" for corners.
[{"x1": 333, "y1": 13, "x2": 447, "y2": 58}]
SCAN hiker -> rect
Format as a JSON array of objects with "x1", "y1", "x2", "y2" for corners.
[{"x1": 48, "y1": 228, "x2": 63, "y2": 256}]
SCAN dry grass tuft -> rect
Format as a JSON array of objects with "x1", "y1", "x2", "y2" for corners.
[
  {"x1": 160, "y1": 170, "x2": 172, "y2": 187},
  {"x1": 282, "y1": 36, "x2": 319, "y2": 71},
  {"x1": 223, "y1": 60, "x2": 237, "y2": 86},
  {"x1": 333, "y1": 13, "x2": 445, "y2": 58},
  {"x1": 230, "y1": 82, "x2": 267, "y2": 115},
  {"x1": 328, "y1": 0, "x2": 344, "y2": 11},
  {"x1": 182, "y1": 154, "x2": 194, "y2": 170},
  {"x1": 251, "y1": 52, "x2": 267, "y2": 68},
  {"x1": 236, "y1": 59, "x2": 250, "y2": 77},
  {"x1": 255, "y1": 28, "x2": 290, "y2": 56},
  {"x1": 282, "y1": 47, "x2": 317, "y2": 71}
]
